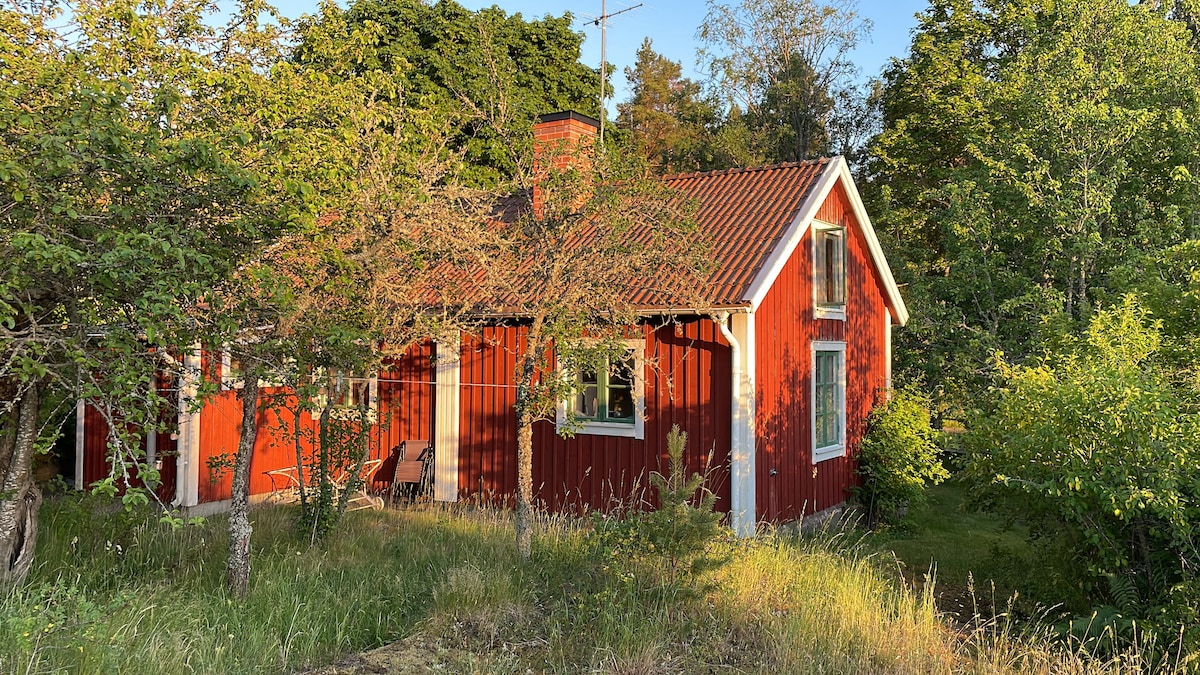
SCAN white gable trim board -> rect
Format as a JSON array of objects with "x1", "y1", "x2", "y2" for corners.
[{"x1": 741, "y1": 156, "x2": 909, "y2": 327}]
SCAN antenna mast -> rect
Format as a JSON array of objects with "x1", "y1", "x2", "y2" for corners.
[{"x1": 589, "y1": 1, "x2": 642, "y2": 144}]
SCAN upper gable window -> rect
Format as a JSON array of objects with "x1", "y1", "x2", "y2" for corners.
[{"x1": 813, "y1": 221, "x2": 846, "y2": 320}]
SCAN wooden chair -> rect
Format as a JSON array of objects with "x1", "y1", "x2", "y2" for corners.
[{"x1": 377, "y1": 440, "x2": 431, "y2": 506}]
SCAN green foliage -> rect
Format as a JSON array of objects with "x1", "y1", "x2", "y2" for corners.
[
  {"x1": 588, "y1": 426, "x2": 726, "y2": 588},
  {"x1": 966, "y1": 298, "x2": 1200, "y2": 650},
  {"x1": 867, "y1": 0, "x2": 1200, "y2": 413},
  {"x1": 698, "y1": 0, "x2": 870, "y2": 162},
  {"x1": 617, "y1": 38, "x2": 722, "y2": 174},
  {"x1": 294, "y1": 0, "x2": 601, "y2": 187},
  {"x1": 3, "y1": 496, "x2": 1170, "y2": 673},
  {"x1": 853, "y1": 387, "x2": 948, "y2": 525}
]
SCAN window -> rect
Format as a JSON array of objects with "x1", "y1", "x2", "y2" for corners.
[
  {"x1": 557, "y1": 341, "x2": 645, "y2": 439},
  {"x1": 813, "y1": 221, "x2": 846, "y2": 319},
  {"x1": 315, "y1": 368, "x2": 378, "y2": 422},
  {"x1": 812, "y1": 341, "x2": 846, "y2": 463},
  {"x1": 221, "y1": 349, "x2": 245, "y2": 390},
  {"x1": 222, "y1": 349, "x2": 276, "y2": 390}
]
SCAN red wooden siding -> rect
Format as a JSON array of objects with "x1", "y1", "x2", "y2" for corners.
[
  {"x1": 80, "y1": 344, "x2": 434, "y2": 505},
  {"x1": 81, "y1": 402, "x2": 178, "y2": 502},
  {"x1": 458, "y1": 319, "x2": 732, "y2": 514},
  {"x1": 375, "y1": 342, "x2": 436, "y2": 455},
  {"x1": 196, "y1": 343, "x2": 436, "y2": 503},
  {"x1": 754, "y1": 181, "x2": 889, "y2": 522}
]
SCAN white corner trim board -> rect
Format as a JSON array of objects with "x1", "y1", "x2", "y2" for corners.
[
  {"x1": 175, "y1": 346, "x2": 203, "y2": 508},
  {"x1": 434, "y1": 337, "x2": 461, "y2": 503},
  {"x1": 74, "y1": 399, "x2": 85, "y2": 490}
]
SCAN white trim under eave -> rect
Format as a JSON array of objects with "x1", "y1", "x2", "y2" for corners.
[{"x1": 741, "y1": 156, "x2": 909, "y2": 327}]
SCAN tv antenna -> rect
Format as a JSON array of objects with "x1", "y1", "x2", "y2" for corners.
[{"x1": 587, "y1": 1, "x2": 642, "y2": 144}]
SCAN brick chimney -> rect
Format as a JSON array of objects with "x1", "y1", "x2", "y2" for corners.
[{"x1": 532, "y1": 111, "x2": 600, "y2": 218}]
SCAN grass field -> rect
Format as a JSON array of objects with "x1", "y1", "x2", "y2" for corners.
[
  {"x1": 0, "y1": 492, "x2": 1172, "y2": 674},
  {"x1": 865, "y1": 481, "x2": 1089, "y2": 624}
]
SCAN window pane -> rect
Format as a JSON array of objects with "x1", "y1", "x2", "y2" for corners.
[
  {"x1": 579, "y1": 367, "x2": 598, "y2": 386},
  {"x1": 606, "y1": 386, "x2": 634, "y2": 420},
  {"x1": 576, "y1": 386, "x2": 599, "y2": 418},
  {"x1": 815, "y1": 350, "x2": 843, "y2": 450},
  {"x1": 609, "y1": 356, "x2": 634, "y2": 388},
  {"x1": 816, "y1": 229, "x2": 846, "y2": 307},
  {"x1": 814, "y1": 229, "x2": 827, "y2": 303}
]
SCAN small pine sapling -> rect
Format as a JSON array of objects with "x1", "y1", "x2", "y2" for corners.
[{"x1": 641, "y1": 425, "x2": 725, "y2": 585}]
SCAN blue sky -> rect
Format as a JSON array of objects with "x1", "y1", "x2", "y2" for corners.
[{"x1": 270, "y1": 0, "x2": 929, "y2": 112}]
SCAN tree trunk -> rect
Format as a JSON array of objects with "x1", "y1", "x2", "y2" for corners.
[
  {"x1": 0, "y1": 383, "x2": 43, "y2": 589},
  {"x1": 226, "y1": 377, "x2": 259, "y2": 599},
  {"x1": 513, "y1": 317, "x2": 546, "y2": 561},
  {"x1": 515, "y1": 408, "x2": 534, "y2": 559}
]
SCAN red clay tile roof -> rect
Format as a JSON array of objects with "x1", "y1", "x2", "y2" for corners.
[
  {"x1": 660, "y1": 159, "x2": 830, "y2": 307},
  {"x1": 419, "y1": 158, "x2": 837, "y2": 315}
]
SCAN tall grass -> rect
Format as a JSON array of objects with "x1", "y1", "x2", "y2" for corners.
[{"x1": 0, "y1": 493, "x2": 1183, "y2": 674}]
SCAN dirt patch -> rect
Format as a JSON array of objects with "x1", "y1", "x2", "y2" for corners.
[{"x1": 301, "y1": 633, "x2": 463, "y2": 674}]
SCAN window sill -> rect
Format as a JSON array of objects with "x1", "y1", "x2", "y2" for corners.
[
  {"x1": 814, "y1": 306, "x2": 846, "y2": 321},
  {"x1": 558, "y1": 419, "x2": 643, "y2": 439},
  {"x1": 813, "y1": 443, "x2": 845, "y2": 463}
]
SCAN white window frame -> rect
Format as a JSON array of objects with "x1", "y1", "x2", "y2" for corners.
[
  {"x1": 811, "y1": 340, "x2": 847, "y2": 463},
  {"x1": 812, "y1": 220, "x2": 847, "y2": 321},
  {"x1": 313, "y1": 367, "x2": 379, "y2": 423},
  {"x1": 221, "y1": 346, "x2": 287, "y2": 391},
  {"x1": 556, "y1": 339, "x2": 645, "y2": 440}
]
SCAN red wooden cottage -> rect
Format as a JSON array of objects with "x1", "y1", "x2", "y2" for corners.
[{"x1": 75, "y1": 112, "x2": 908, "y2": 535}]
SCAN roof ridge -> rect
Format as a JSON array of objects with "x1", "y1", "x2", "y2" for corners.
[{"x1": 660, "y1": 156, "x2": 832, "y2": 182}]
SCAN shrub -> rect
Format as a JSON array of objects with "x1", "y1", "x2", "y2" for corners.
[
  {"x1": 589, "y1": 425, "x2": 726, "y2": 587},
  {"x1": 853, "y1": 387, "x2": 948, "y2": 525},
  {"x1": 965, "y1": 298, "x2": 1200, "y2": 652}
]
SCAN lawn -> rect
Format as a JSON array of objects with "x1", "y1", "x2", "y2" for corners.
[
  {"x1": 866, "y1": 481, "x2": 1086, "y2": 624},
  {"x1": 0, "y1": 491, "x2": 1160, "y2": 674}
]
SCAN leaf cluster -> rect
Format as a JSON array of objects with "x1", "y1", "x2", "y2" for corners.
[
  {"x1": 852, "y1": 386, "x2": 948, "y2": 526},
  {"x1": 965, "y1": 298, "x2": 1200, "y2": 648},
  {"x1": 588, "y1": 425, "x2": 727, "y2": 589}
]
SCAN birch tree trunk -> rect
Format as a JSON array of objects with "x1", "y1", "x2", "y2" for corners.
[
  {"x1": 0, "y1": 382, "x2": 43, "y2": 589},
  {"x1": 226, "y1": 377, "x2": 260, "y2": 598}
]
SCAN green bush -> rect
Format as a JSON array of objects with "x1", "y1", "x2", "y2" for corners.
[
  {"x1": 965, "y1": 298, "x2": 1200, "y2": 652},
  {"x1": 589, "y1": 425, "x2": 727, "y2": 588},
  {"x1": 853, "y1": 387, "x2": 948, "y2": 525}
]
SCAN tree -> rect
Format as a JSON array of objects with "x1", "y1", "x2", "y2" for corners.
[
  {"x1": 295, "y1": 0, "x2": 602, "y2": 188},
  {"x1": 0, "y1": 0, "x2": 279, "y2": 587},
  {"x1": 866, "y1": 0, "x2": 1200, "y2": 413},
  {"x1": 485, "y1": 129, "x2": 709, "y2": 559},
  {"x1": 617, "y1": 38, "x2": 720, "y2": 174},
  {"x1": 697, "y1": 0, "x2": 870, "y2": 162},
  {"x1": 967, "y1": 299, "x2": 1200, "y2": 643},
  {"x1": 202, "y1": 3, "x2": 501, "y2": 593}
]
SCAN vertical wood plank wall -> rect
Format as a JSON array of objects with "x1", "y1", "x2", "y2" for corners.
[
  {"x1": 84, "y1": 344, "x2": 436, "y2": 504},
  {"x1": 195, "y1": 343, "x2": 436, "y2": 503},
  {"x1": 457, "y1": 319, "x2": 732, "y2": 514},
  {"x1": 81, "y1": 378, "x2": 178, "y2": 502},
  {"x1": 754, "y1": 182, "x2": 889, "y2": 521}
]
